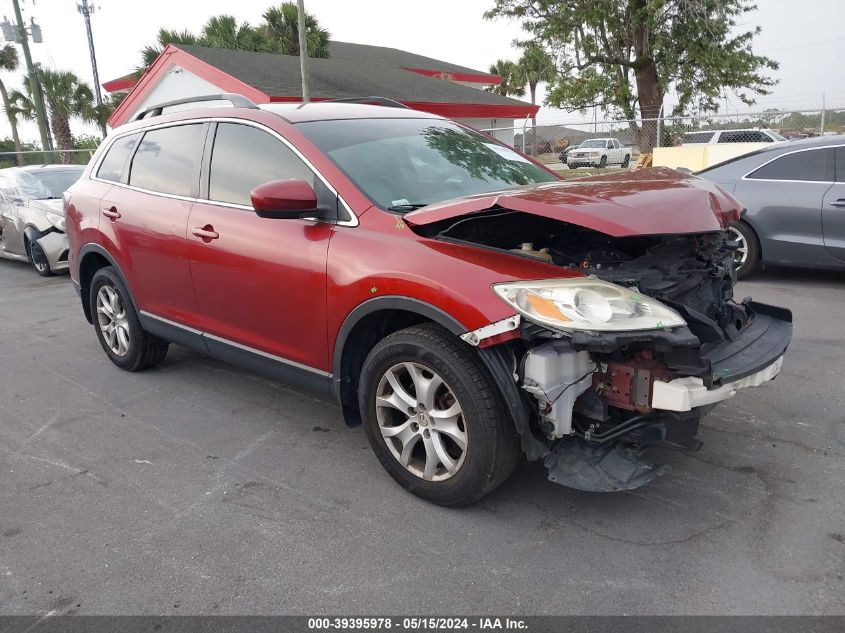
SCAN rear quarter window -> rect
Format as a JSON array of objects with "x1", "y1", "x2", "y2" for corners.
[{"x1": 746, "y1": 148, "x2": 835, "y2": 182}]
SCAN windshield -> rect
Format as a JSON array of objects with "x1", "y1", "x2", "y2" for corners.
[
  {"x1": 296, "y1": 118, "x2": 557, "y2": 210},
  {"x1": 10, "y1": 169, "x2": 84, "y2": 200},
  {"x1": 579, "y1": 139, "x2": 607, "y2": 148}
]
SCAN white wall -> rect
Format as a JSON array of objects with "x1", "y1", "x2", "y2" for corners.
[
  {"x1": 456, "y1": 118, "x2": 515, "y2": 145},
  {"x1": 129, "y1": 66, "x2": 224, "y2": 120}
]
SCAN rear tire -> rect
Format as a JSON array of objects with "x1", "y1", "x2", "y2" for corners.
[
  {"x1": 729, "y1": 221, "x2": 760, "y2": 279},
  {"x1": 359, "y1": 323, "x2": 521, "y2": 507},
  {"x1": 599, "y1": 155, "x2": 608, "y2": 168},
  {"x1": 26, "y1": 238, "x2": 53, "y2": 277},
  {"x1": 88, "y1": 267, "x2": 169, "y2": 371},
  {"x1": 621, "y1": 154, "x2": 631, "y2": 168}
]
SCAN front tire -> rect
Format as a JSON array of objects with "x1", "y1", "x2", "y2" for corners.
[
  {"x1": 26, "y1": 238, "x2": 53, "y2": 277},
  {"x1": 88, "y1": 267, "x2": 169, "y2": 371},
  {"x1": 359, "y1": 323, "x2": 521, "y2": 506},
  {"x1": 728, "y1": 221, "x2": 760, "y2": 278}
]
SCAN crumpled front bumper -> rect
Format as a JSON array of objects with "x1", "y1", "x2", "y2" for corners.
[
  {"x1": 35, "y1": 230, "x2": 69, "y2": 273},
  {"x1": 652, "y1": 302, "x2": 792, "y2": 411}
]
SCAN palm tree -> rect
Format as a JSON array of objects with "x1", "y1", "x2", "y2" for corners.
[
  {"x1": 518, "y1": 44, "x2": 556, "y2": 155},
  {"x1": 262, "y1": 2, "x2": 330, "y2": 57},
  {"x1": 201, "y1": 14, "x2": 269, "y2": 52},
  {"x1": 139, "y1": 29, "x2": 200, "y2": 72},
  {"x1": 486, "y1": 59, "x2": 526, "y2": 98},
  {"x1": 518, "y1": 44, "x2": 556, "y2": 107},
  {"x1": 10, "y1": 69, "x2": 98, "y2": 163},
  {"x1": 0, "y1": 44, "x2": 24, "y2": 165}
]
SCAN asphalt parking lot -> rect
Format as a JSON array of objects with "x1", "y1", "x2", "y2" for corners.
[{"x1": 1, "y1": 259, "x2": 843, "y2": 615}]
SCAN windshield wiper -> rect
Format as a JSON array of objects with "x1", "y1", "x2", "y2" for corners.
[{"x1": 387, "y1": 203, "x2": 428, "y2": 212}]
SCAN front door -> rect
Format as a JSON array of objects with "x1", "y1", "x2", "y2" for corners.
[{"x1": 186, "y1": 121, "x2": 333, "y2": 372}]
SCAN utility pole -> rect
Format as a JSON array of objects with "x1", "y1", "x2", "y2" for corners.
[
  {"x1": 77, "y1": 0, "x2": 106, "y2": 137},
  {"x1": 820, "y1": 93, "x2": 826, "y2": 136},
  {"x1": 296, "y1": 0, "x2": 309, "y2": 103},
  {"x1": 10, "y1": 0, "x2": 51, "y2": 153}
]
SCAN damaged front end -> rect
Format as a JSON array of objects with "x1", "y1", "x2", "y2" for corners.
[{"x1": 413, "y1": 197, "x2": 792, "y2": 492}]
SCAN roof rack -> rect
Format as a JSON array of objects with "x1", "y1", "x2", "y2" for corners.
[
  {"x1": 324, "y1": 96, "x2": 411, "y2": 109},
  {"x1": 133, "y1": 93, "x2": 258, "y2": 121}
]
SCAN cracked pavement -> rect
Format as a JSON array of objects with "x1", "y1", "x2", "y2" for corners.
[{"x1": 0, "y1": 258, "x2": 843, "y2": 615}]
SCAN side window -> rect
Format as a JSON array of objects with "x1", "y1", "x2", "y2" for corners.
[
  {"x1": 97, "y1": 133, "x2": 141, "y2": 182},
  {"x1": 128, "y1": 124, "x2": 205, "y2": 196},
  {"x1": 208, "y1": 123, "x2": 316, "y2": 206},
  {"x1": 747, "y1": 148, "x2": 835, "y2": 182},
  {"x1": 836, "y1": 146, "x2": 845, "y2": 183},
  {"x1": 606, "y1": 141, "x2": 612, "y2": 149}
]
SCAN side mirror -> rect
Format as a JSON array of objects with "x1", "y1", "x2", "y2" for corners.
[{"x1": 250, "y1": 178, "x2": 319, "y2": 219}]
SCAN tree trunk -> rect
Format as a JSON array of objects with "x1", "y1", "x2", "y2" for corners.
[
  {"x1": 529, "y1": 81, "x2": 537, "y2": 156},
  {"x1": 0, "y1": 79, "x2": 24, "y2": 166},
  {"x1": 50, "y1": 111, "x2": 75, "y2": 164},
  {"x1": 634, "y1": 59, "x2": 662, "y2": 154}
]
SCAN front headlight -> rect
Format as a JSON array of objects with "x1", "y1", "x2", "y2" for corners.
[
  {"x1": 492, "y1": 277, "x2": 686, "y2": 332},
  {"x1": 45, "y1": 211, "x2": 66, "y2": 232}
]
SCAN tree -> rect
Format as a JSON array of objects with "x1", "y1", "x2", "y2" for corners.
[
  {"x1": 10, "y1": 69, "x2": 98, "y2": 163},
  {"x1": 262, "y1": 2, "x2": 330, "y2": 57},
  {"x1": 139, "y1": 29, "x2": 200, "y2": 71},
  {"x1": 518, "y1": 43, "x2": 556, "y2": 107},
  {"x1": 487, "y1": 59, "x2": 526, "y2": 97},
  {"x1": 0, "y1": 44, "x2": 24, "y2": 165},
  {"x1": 200, "y1": 15, "x2": 270, "y2": 53},
  {"x1": 485, "y1": 0, "x2": 778, "y2": 152}
]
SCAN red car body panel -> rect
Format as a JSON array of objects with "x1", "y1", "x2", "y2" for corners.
[
  {"x1": 405, "y1": 167, "x2": 744, "y2": 237},
  {"x1": 67, "y1": 104, "x2": 739, "y2": 378}
]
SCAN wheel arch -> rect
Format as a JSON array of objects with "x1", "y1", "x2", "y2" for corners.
[
  {"x1": 332, "y1": 297, "x2": 467, "y2": 426},
  {"x1": 77, "y1": 244, "x2": 137, "y2": 324}
]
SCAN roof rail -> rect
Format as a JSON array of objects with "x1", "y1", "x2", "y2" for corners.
[
  {"x1": 324, "y1": 96, "x2": 411, "y2": 109},
  {"x1": 133, "y1": 93, "x2": 258, "y2": 121}
]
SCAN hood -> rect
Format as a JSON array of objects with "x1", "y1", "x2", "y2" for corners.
[
  {"x1": 404, "y1": 167, "x2": 743, "y2": 237},
  {"x1": 26, "y1": 199, "x2": 64, "y2": 214}
]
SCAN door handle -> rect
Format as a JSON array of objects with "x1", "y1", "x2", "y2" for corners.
[
  {"x1": 191, "y1": 225, "x2": 219, "y2": 240},
  {"x1": 102, "y1": 206, "x2": 121, "y2": 219},
  {"x1": 830, "y1": 199, "x2": 845, "y2": 208}
]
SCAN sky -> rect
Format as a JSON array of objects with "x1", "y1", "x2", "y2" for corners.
[{"x1": 3, "y1": 0, "x2": 845, "y2": 142}]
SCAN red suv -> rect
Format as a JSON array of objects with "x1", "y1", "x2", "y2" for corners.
[{"x1": 66, "y1": 94, "x2": 792, "y2": 506}]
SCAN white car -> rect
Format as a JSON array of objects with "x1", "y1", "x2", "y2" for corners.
[
  {"x1": 566, "y1": 138, "x2": 631, "y2": 168},
  {"x1": 681, "y1": 128, "x2": 787, "y2": 145}
]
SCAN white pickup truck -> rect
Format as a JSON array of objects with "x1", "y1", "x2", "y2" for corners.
[{"x1": 566, "y1": 138, "x2": 631, "y2": 168}]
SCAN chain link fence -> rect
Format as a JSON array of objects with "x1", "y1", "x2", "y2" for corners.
[
  {"x1": 0, "y1": 148, "x2": 96, "y2": 169},
  {"x1": 483, "y1": 106, "x2": 845, "y2": 172}
]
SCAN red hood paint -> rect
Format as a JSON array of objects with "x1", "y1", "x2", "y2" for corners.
[{"x1": 404, "y1": 167, "x2": 744, "y2": 237}]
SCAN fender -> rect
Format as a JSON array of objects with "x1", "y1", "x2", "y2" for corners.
[
  {"x1": 331, "y1": 295, "x2": 467, "y2": 400},
  {"x1": 77, "y1": 243, "x2": 139, "y2": 324}
]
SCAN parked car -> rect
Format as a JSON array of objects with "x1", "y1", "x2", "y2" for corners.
[
  {"x1": 0, "y1": 165, "x2": 84, "y2": 276},
  {"x1": 681, "y1": 128, "x2": 786, "y2": 145},
  {"x1": 566, "y1": 138, "x2": 631, "y2": 168},
  {"x1": 65, "y1": 94, "x2": 791, "y2": 506},
  {"x1": 698, "y1": 135, "x2": 845, "y2": 277}
]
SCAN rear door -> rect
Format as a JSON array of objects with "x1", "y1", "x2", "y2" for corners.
[
  {"x1": 822, "y1": 145, "x2": 845, "y2": 262},
  {"x1": 186, "y1": 121, "x2": 333, "y2": 372},
  {"x1": 98, "y1": 123, "x2": 205, "y2": 325}
]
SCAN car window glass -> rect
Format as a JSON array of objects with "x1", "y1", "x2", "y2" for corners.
[
  {"x1": 209, "y1": 123, "x2": 316, "y2": 206},
  {"x1": 97, "y1": 133, "x2": 141, "y2": 182},
  {"x1": 129, "y1": 124, "x2": 205, "y2": 196},
  {"x1": 683, "y1": 132, "x2": 714, "y2": 144},
  {"x1": 747, "y1": 148, "x2": 835, "y2": 182},
  {"x1": 836, "y1": 146, "x2": 845, "y2": 183}
]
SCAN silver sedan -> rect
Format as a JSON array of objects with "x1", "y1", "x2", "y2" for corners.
[{"x1": 0, "y1": 165, "x2": 84, "y2": 276}]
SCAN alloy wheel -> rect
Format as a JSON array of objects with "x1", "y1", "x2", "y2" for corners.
[
  {"x1": 728, "y1": 226, "x2": 749, "y2": 266},
  {"x1": 375, "y1": 362, "x2": 468, "y2": 482},
  {"x1": 96, "y1": 285, "x2": 131, "y2": 356},
  {"x1": 29, "y1": 241, "x2": 48, "y2": 273}
]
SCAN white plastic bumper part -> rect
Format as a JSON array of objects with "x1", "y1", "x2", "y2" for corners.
[{"x1": 651, "y1": 355, "x2": 784, "y2": 412}]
